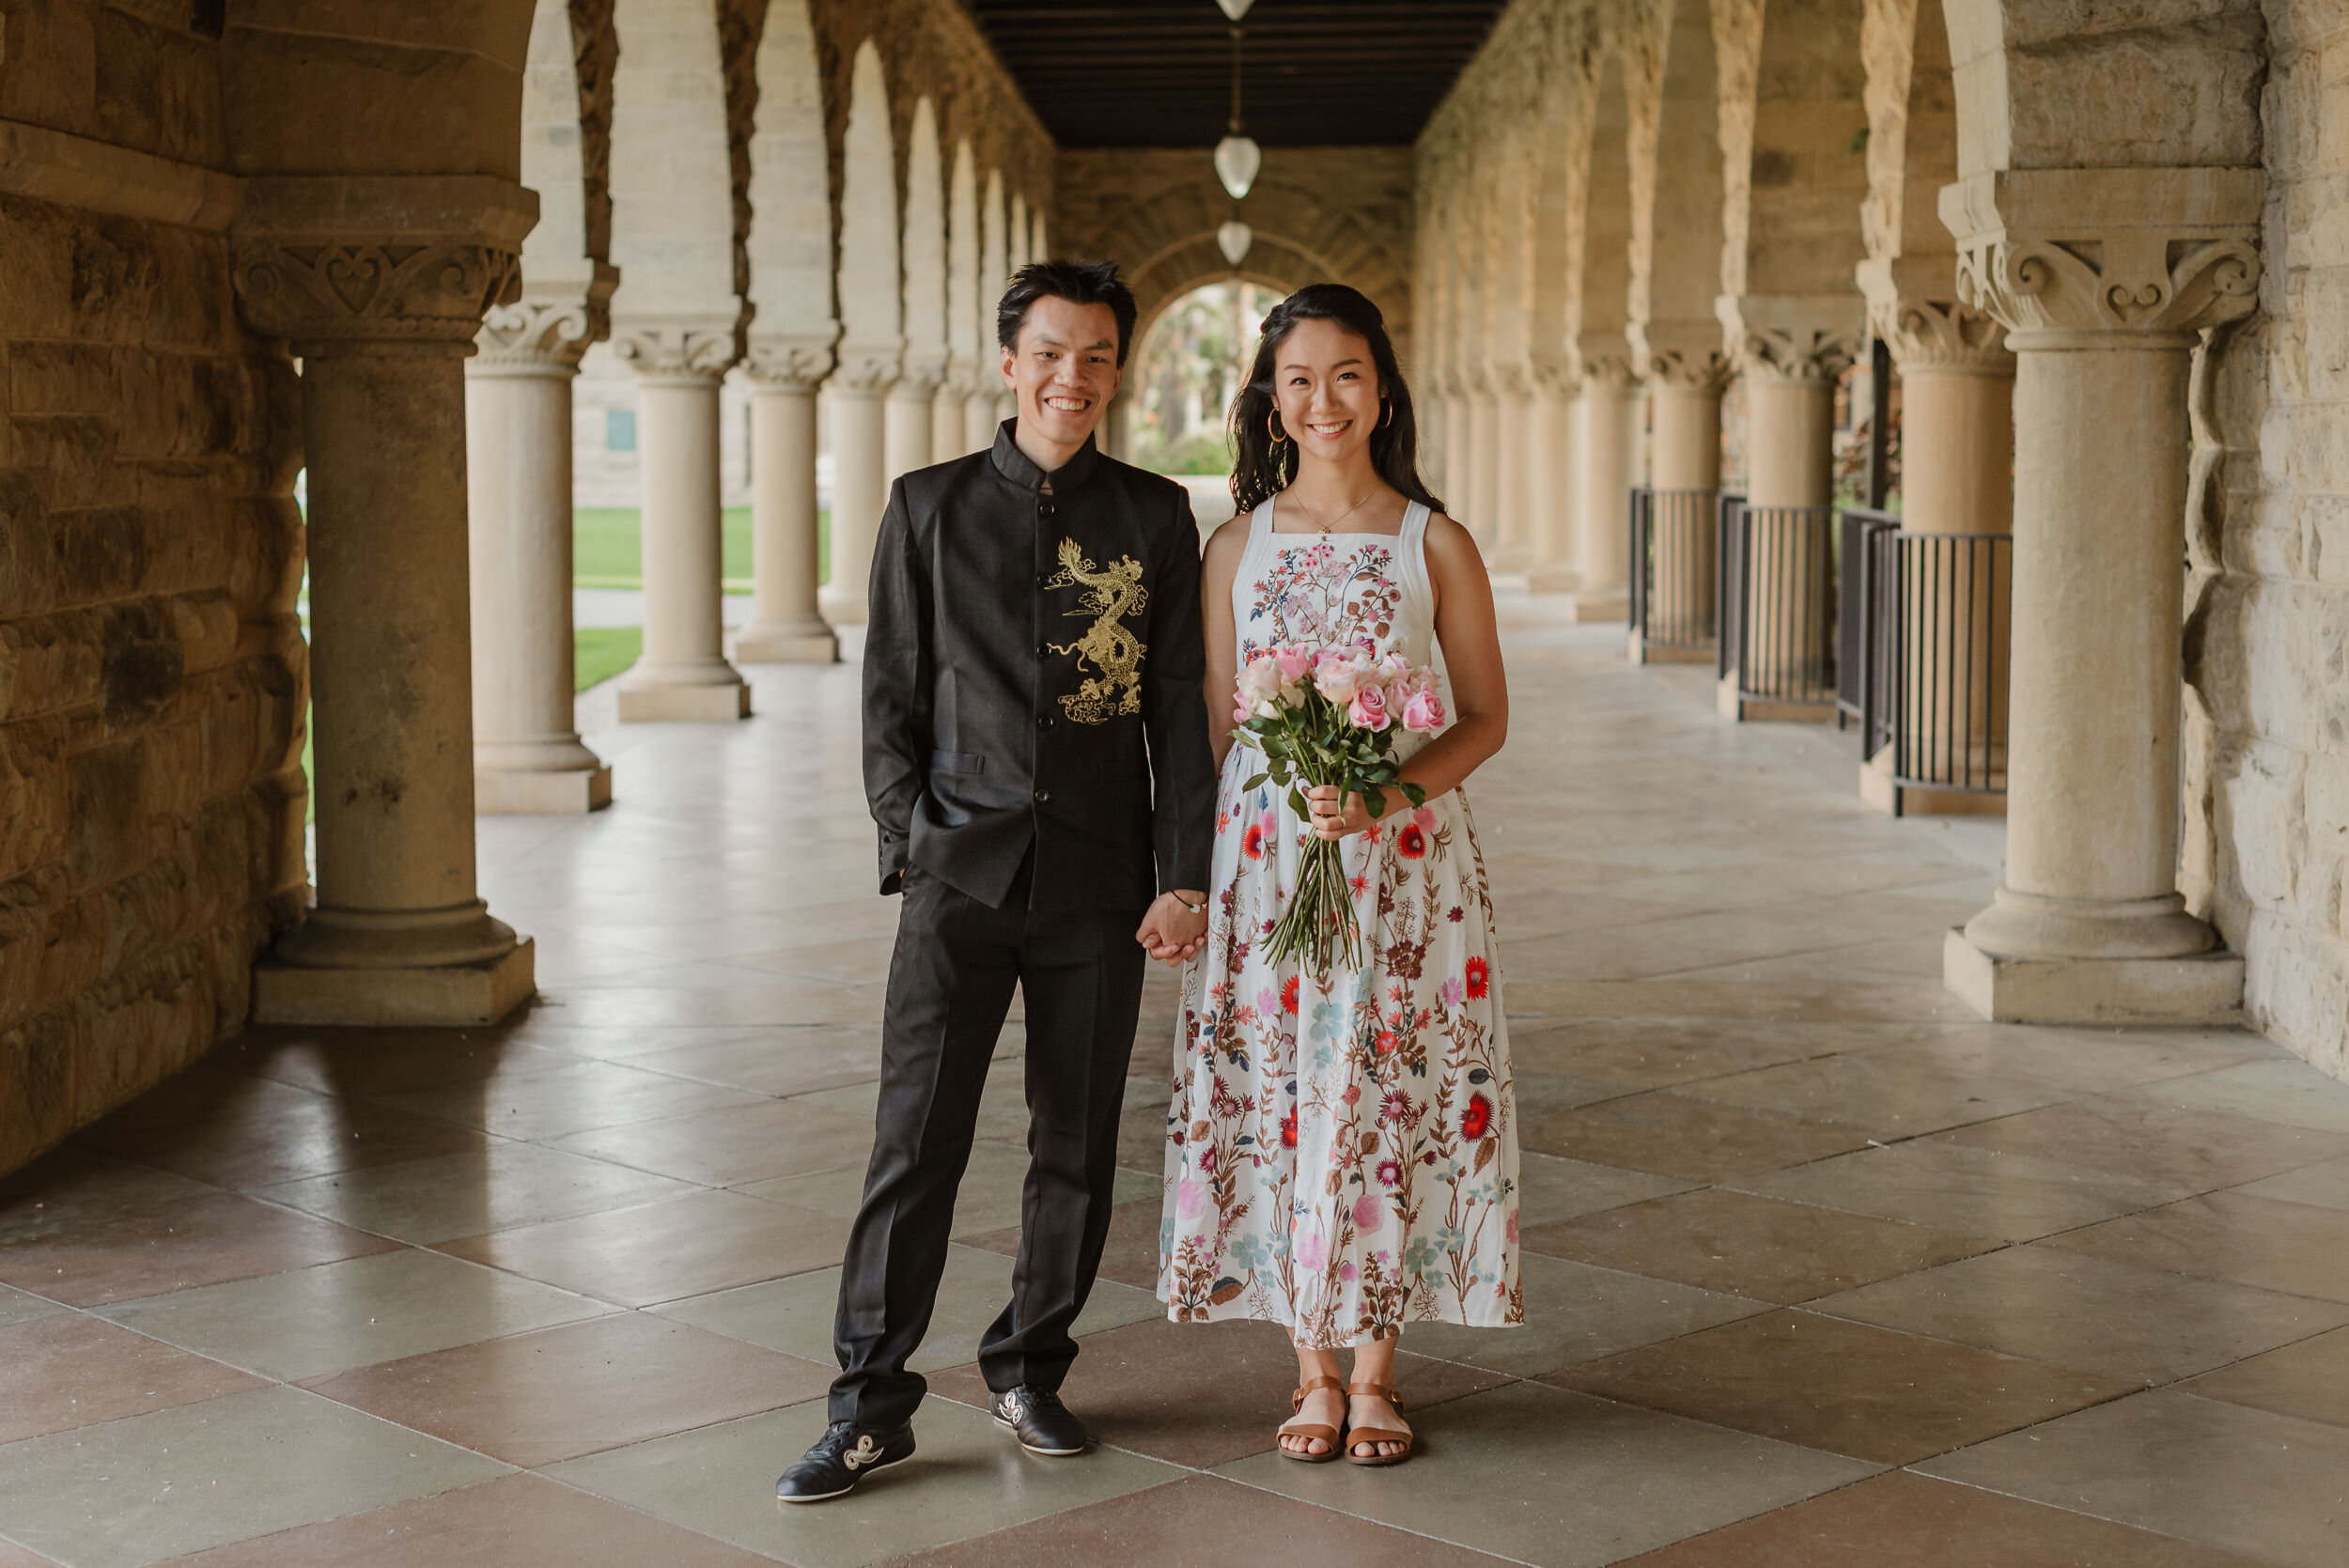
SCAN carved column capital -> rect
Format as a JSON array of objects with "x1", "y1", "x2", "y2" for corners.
[
  {"x1": 743, "y1": 334, "x2": 837, "y2": 393},
  {"x1": 1630, "y1": 320, "x2": 1735, "y2": 394},
  {"x1": 1856, "y1": 256, "x2": 2014, "y2": 375},
  {"x1": 830, "y1": 343, "x2": 903, "y2": 396},
  {"x1": 893, "y1": 352, "x2": 947, "y2": 401},
  {"x1": 1717, "y1": 293, "x2": 1865, "y2": 387},
  {"x1": 231, "y1": 176, "x2": 537, "y2": 356},
  {"x1": 1570, "y1": 330, "x2": 1641, "y2": 393},
  {"x1": 609, "y1": 313, "x2": 741, "y2": 380},
  {"x1": 1529, "y1": 360, "x2": 1578, "y2": 400},
  {"x1": 1940, "y1": 168, "x2": 2263, "y2": 349},
  {"x1": 1486, "y1": 360, "x2": 1533, "y2": 400},
  {"x1": 472, "y1": 260, "x2": 618, "y2": 374}
]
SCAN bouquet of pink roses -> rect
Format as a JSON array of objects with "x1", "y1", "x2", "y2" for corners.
[{"x1": 1232, "y1": 640, "x2": 1448, "y2": 974}]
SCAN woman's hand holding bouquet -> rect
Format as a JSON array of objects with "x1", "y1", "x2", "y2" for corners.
[{"x1": 1232, "y1": 641, "x2": 1447, "y2": 974}]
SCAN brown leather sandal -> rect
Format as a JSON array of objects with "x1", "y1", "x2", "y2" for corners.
[
  {"x1": 1277, "y1": 1374, "x2": 1347, "y2": 1463},
  {"x1": 1345, "y1": 1381, "x2": 1413, "y2": 1467}
]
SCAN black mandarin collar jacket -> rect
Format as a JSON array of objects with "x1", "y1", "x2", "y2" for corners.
[{"x1": 862, "y1": 421, "x2": 1217, "y2": 910}]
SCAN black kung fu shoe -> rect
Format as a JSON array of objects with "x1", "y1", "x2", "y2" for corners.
[
  {"x1": 990, "y1": 1386, "x2": 1089, "y2": 1456},
  {"x1": 775, "y1": 1420, "x2": 916, "y2": 1503}
]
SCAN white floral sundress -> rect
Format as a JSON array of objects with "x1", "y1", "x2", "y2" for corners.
[{"x1": 1156, "y1": 498, "x2": 1521, "y2": 1348}]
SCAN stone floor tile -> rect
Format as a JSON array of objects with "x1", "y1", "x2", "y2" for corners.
[
  {"x1": 368, "y1": 1059, "x2": 771, "y2": 1143},
  {"x1": 2040, "y1": 1189, "x2": 2349, "y2": 1302},
  {"x1": 547, "y1": 1094, "x2": 876, "y2": 1188},
  {"x1": 2180, "y1": 1324, "x2": 2349, "y2": 1430},
  {"x1": 436, "y1": 1188, "x2": 851, "y2": 1307},
  {"x1": 1402, "y1": 1252, "x2": 1769, "y2": 1376},
  {"x1": 0, "y1": 1188, "x2": 398, "y2": 1307},
  {"x1": 1680, "y1": 1051, "x2": 2075, "y2": 1139},
  {"x1": 1550, "y1": 1309, "x2": 2137, "y2": 1465},
  {"x1": 1814, "y1": 1243, "x2": 2349, "y2": 1384},
  {"x1": 224, "y1": 1028, "x2": 582, "y2": 1098},
  {"x1": 301, "y1": 1310, "x2": 833, "y2": 1467},
  {"x1": 1521, "y1": 1092, "x2": 1875, "y2": 1181},
  {"x1": 156, "y1": 1472, "x2": 777, "y2": 1567},
  {"x1": 1920, "y1": 1389, "x2": 2349, "y2": 1568},
  {"x1": 1942, "y1": 1096, "x2": 2349, "y2": 1193},
  {"x1": 923, "y1": 1313, "x2": 1511, "y2": 1467},
  {"x1": 1734, "y1": 1139, "x2": 2192, "y2": 1242},
  {"x1": 72, "y1": 1072, "x2": 491, "y2": 1191},
  {"x1": 1612, "y1": 1468, "x2": 2279, "y2": 1567},
  {"x1": 498, "y1": 1020, "x2": 802, "y2": 1063},
  {"x1": 2233, "y1": 1155, "x2": 2349, "y2": 1211},
  {"x1": 0, "y1": 1539, "x2": 53, "y2": 1568},
  {"x1": 1882, "y1": 1025, "x2": 2264, "y2": 1094},
  {"x1": 886, "y1": 1473, "x2": 1525, "y2": 1566},
  {"x1": 961, "y1": 1199, "x2": 1164, "y2": 1292},
  {"x1": 1524, "y1": 1188, "x2": 1999, "y2": 1305},
  {"x1": 1214, "y1": 1380, "x2": 1877, "y2": 1568},
  {"x1": 1516, "y1": 1152, "x2": 1697, "y2": 1226},
  {"x1": 255, "y1": 1141, "x2": 697, "y2": 1246},
  {"x1": 0, "y1": 1385, "x2": 510, "y2": 1568},
  {"x1": 2122, "y1": 1058, "x2": 2349, "y2": 1136},
  {"x1": 0, "y1": 1313, "x2": 266, "y2": 1443},
  {"x1": 0, "y1": 1281, "x2": 65, "y2": 1326},
  {"x1": 96, "y1": 1246, "x2": 609, "y2": 1382},
  {"x1": 617, "y1": 1026, "x2": 886, "y2": 1095},
  {"x1": 0, "y1": 1144, "x2": 217, "y2": 1223},
  {"x1": 659, "y1": 1243, "x2": 1161, "y2": 1373},
  {"x1": 1503, "y1": 975, "x2": 1969, "y2": 1026},
  {"x1": 537, "y1": 982, "x2": 880, "y2": 1030},
  {"x1": 740, "y1": 1145, "x2": 1155, "y2": 1239},
  {"x1": 1510, "y1": 1019, "x2": 1933, "y2": 1092},
  {"x1": 543, "y1": 1395, "x2": 1183, "y2": 1567}
]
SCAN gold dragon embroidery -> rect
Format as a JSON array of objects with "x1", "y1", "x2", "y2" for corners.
[{"x1": 1043, "y1": 537, "x2": 1148, "y2": 724}]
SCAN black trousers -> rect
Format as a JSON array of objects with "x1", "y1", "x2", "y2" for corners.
[{"x1": 828, "y1": 862, "x2": 1147, "y2": 1426}]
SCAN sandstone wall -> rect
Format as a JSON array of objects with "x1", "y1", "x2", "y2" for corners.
[
  {"x1": 2185, "y1": 0, "x2": 2349, "y2": 1076},
  {"x1": 0, "y1": 3, "x2": 308, "y2": 1170}
]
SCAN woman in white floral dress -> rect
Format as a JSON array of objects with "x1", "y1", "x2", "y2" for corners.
[{"x1": 1157, "y1": 285, "x2": 1517, "y2": 1466}]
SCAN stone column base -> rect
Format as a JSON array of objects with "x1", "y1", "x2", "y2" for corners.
[
  {"x1": 476, "y1": 766, "x2": 612, "y2": 815},
  {"x1": 1718, "y1": 674, "x2": 1836, "y2": 723},
  {"x1": 731, "y1": 625, "x2": 839, "y2": 663},
  {"x1": 253, "y1": 939, "x2": 537, "y2": 1027},
  {"x1": 1942, "y1": 928, "x2": 2243, "y2": 1025},
  {"x1": 1626, "y1": 629, "x2": 1713, "y2": 665},
  {"x1": 1567, "y1": 588, "x2": 1628, "y2": 624},
  {"x1": 1526, "y1": 564, "x2": 1583, "y2": 594},
  {"x1": 616, "y1": 682, "x2": 753, "y2": 722}
]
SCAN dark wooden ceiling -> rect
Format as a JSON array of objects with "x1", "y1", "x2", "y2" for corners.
[{"x1": 959, "y1": 2, "x2": 1511, "y2": 148}]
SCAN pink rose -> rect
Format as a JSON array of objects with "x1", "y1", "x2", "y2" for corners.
[
  {"x1": 1313, "y1": 652, "x2": 1362, "y2": 704},
  {"x1": 1402, "y1": 689, "x2": 1445, "y2": 731},
  {"x1": 1232, "y1": 701, "x2": 1252, "y2": 724},
  {"x1": 1273, "y1": 644, "x2": 1315, "y2": 684},
  {"x1": 1353, "y1": 1193, "x2": 1384, "y2": 1231},
  {"x1": 1348, "y1": 684, "x2": 1392, "y2": 730},
  {"x1": 1237, "y1": 656, "x2": 1284, "y2": 706}
]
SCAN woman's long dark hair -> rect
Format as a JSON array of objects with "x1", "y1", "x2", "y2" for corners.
[{"x1": 1228, "y1": 283, "x2": 1446, "y2": 517}]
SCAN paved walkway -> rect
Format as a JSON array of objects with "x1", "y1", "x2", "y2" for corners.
[{"x1": 6, "y1": 602, "x2": 2349, "y2": 1566}]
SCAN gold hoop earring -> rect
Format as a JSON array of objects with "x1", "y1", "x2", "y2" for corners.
[
  {"x1": 1378, "y1": 400, "x2": 1394, "y2": 430},
  {"x1": 1268, "y1": 414, "x2": 1287, "y2": 447}
]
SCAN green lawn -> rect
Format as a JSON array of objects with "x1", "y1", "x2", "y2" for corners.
[{"x1": 574, "y1": 506, "x2": 831, "y2": 592}]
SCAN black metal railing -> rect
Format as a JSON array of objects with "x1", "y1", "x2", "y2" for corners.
[
  {"x1": 1838, "y1": 508, "x2": 1900, "y2": 726},
  {"x1": 1719, "y1": 501, "x2": 1837, "y2": 709},
  {"x1": 1859, "y1": 528, "x2": 2013, "y2": 807},
  {"x1": 1627, "y1": 487, "x2": 1720, "y2": 655}
]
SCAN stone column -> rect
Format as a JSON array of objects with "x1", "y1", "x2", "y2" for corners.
[
  {"x1": 1716, "y1": 296, "x2": 1863, "y2": 720},
  {"x1": 467, "y1": 273, "x2": 617, "y2": 814},
  {"x1": 1491, "y1": 365, "x2": 1532, "y2": 569},
  {"x1": 931, "y1": 370, "x2": 971, "y2": 462},
  {"x1": 1466, "y1": 375, "x2": 1501, "y2": 552},
  {"x1": 1938, "y1": 167, "x2": 2259, "y2": 1022},
  {"x1": 823, "y1": 348, "x2": 898, "y2": 626},
  {"x1": 232, "y1": 175, "x2": 536, "y2": 1025},
  {"x1": 1441, "y1": 376, "x2": 1470, "y2": 510},
  {"x1": 1527, "y1": 365, "x2": 1579, "y2": 591},
  {"x1": 1857, "y1": 256, "x2": 2017, "y2": 815},
  {"x1": 887, "y1": 362, "x2": 941, "y2": 487},
  {"x1": 966, "y1": 370, "x2": 1003, "y2": 454},
  {"x1": 610, "y1": 324, "x2": 750, "y2": 720},
  {"x1": 1567, "y1": 336, "x2": 1641, "y2": 622},
  {"x1": 1629, "y1": 324, "x2": 1732, "y2": 662},
  {"x1": 734, "y1": 338, "x2": 839, "y2": 663}
]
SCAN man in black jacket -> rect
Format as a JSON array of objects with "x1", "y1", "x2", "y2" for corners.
[{"x1": 779, "y1": 260, "x2": 1216, "y2": 1502}]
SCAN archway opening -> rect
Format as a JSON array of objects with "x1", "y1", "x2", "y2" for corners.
[{"x1": 1126, "y1": 278, "x2": 1287, "y2": 478}]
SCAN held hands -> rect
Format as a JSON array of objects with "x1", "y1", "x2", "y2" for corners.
[
  {"x1": 1304, "y1": 784, "x2": 1391, "y2": 840},
  {"x1": 1136, "y1": 891, "x2": 1209, "y2": 968}
]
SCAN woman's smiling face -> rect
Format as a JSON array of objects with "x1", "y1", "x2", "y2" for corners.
[{"x1": 1269, "y1": 317, "x2": 1382, "y2": 466}]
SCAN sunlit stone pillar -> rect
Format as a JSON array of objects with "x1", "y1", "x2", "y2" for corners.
[
  {"x1": 931, "y1": 369, "x2": 971, "y2": 462},
  {"x1": 234, "y1": 176, "x2": 536, "y2": 1024},
  {"x1": 1441, "y1": 375, "x2": 1470, "y2": 512},
  {"x1": 610, "y1": 323, "x2": 750, "y2": 719},
  {"x1": 823, "y1": 347, "x2": 898, "y2": 626},
  {"x1": 1491, "y1": 365, "x2": 1533, "y2": 569},
  {"x1": 887, "y1": 363, "x2": 940, "y2": 488},
  {"x1": 1857, "y1": 256, "x2": 2017, "y2": 815},
  {"x1": 1629, "y1": 324, "x2": 1730, "y2": 662},
  {"x1": 1716, "y1": 296, "x2": 1862, "y2": 720},
  {"x1": 1466, "y1": 374, "x2": 1501, "y2": 552},
  {"x1": 1939, "y1": 168, "x2": 2257, "y2": 1022},
  {"x1": 467, "y1": 272, "x2": 617, "y2": 813},
  {"x1": 1527, "y1": 365, "x2": 1579, "y2": 591},
  {"x1": 735, "y1": 338, "x2": 839, "y2": 663},
  {"x1": 1567, "y1": 334, "x2": 1641, "y2": 622},
  {"x1": 966, "y1": 370, "x2": 1003, "y2": 454}
]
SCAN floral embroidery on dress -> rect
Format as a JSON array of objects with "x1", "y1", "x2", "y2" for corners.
[{"x1": 1159, "y1": 504, "x2": 1521, "y2": 1347}]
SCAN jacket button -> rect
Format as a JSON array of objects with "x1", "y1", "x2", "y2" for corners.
[
  {"x1": 1034, "y1": 788, "x2": 1051, "y2": 804},
  {"x1": 1035, "y1": 571, "x2": 1053, "y2": 588},
  {"x1": 1038, "y1": 501, "x2": 1056, "y2": 517},
  {"x1": 1036, "y1": 714, "x2": 1056, "y2": 729},
  {"x1": 1036, "y1": 643, "x2": 1050, "y2": 659}
]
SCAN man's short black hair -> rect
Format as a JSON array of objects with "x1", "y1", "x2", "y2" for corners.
[{"x1": 997, "y1": 258, "x2": 1139, "y2": 367}]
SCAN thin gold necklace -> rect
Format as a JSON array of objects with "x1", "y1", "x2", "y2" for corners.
[{"x1": 1287, "y1": 487, "x2": 1377, "y2": 535}]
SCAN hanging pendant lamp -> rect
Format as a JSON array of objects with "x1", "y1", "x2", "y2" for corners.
[
  {"x1": 1214, "y1": 0, "x2": 1254, "y2": 18},
  {"x1": 1214, "y1": 14, "x2": 1259, "y2": 201},
  {"x1": 1218, "y1": 221, "x2": 1254, "y2": 266}
]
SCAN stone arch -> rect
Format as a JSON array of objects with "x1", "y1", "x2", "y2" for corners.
[
  {"x1": 946, "y1": 137, "x2": 983, "y2": 453},
  {"x1": 982, "y1": 166, "x2": 1008, "y2": 303},
  {"x1": 519, "y1": 0, "x2": 617, "y2": 287},
  {"x1": 836, "y1": 39, "x2": 902, "y2": 380},
  {"x1": 1032, "y1": 207, "x2": 1049, "y2": 264},
  {"x1": 606, "y1": 0, "x2": 743, "y2": 351},
  {"x1": 901, "y1": 95, "x2": 949, "y2": 391},
  {"x1": 744, "y1": 0, "x2": 835, "y2": 373},
  {"x1": 1010, "y1": 192, "x2": 1031, "y2": 274},
  {"x1": 1626, "y1": 0, "x2": 1727, "y2": 382},
  {"x1": 1579, "y1": 47, "x2": 1635, "y2": 379}
]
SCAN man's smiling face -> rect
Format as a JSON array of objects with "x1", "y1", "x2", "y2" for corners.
[{"x1": 1002, "y1": 295, "x2": 1122, "y2": 458}]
